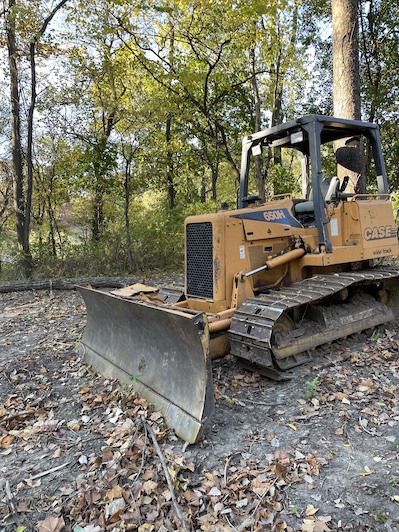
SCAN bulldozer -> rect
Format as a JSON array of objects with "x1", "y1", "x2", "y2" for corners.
[{"x1": 77, "y1": 115, "x2": 399, "y2": 444}]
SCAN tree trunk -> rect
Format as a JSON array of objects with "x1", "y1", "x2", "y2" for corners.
[
  {"x1": 211, "y1": 160, "x2": 218, "y2": 201},
  {"x1": 360, "y1": 0, "x2": 381, "y2": 179},
  {"x1": 201, "y1": 137, "x2": 219, "y2": 203},
  {"x1": 91, "y1": 117, "x2": 115, "y2": 242},
  {"x1": 26, "y1": 41, "x2": 36, "y2": 253},
  {"x1": 332, "y1": 0, "x2": 365, "y2": 193},
  {"x1": 92, "y1": 183, "x2": 104, "y2": 242},
  {"x1": 124, "y1": 158, "x2": 134, "y2": 272},
  {"x1": 6, "y1": 0, "x2": 32, "y2": 277},
  {"x1": 6, "y1": 0, "x2": 69, "y2": 277},
  {"x1": 271, "y1": 50, "x2": 283, "y2": 168},
  {"x1": 250, "y1": 47, "x2": 265, "y2": 201},
  {"x1": 165, "y1": 114, "x2": 175, "y2": 209}
]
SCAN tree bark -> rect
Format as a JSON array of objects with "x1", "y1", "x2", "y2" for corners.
[
  {"x1": 6, "y1": 0, "x2": 69, "y2": 277},
  {"x1": 250, "y1": 47, "x2": 265, "y2": 201},
  {"x1": 6, "y1": 0, "x2": 31, "y2": 276},
  {"x1": 332, "y1": 0, "x2": 365, "y2": 193},
  {"x1": 91, "y1": 111, "x2": 116, "y2": 242},
  {"x1": 165, "y1": 114, "x2": 175, "y2": 209},
  {"x1": 26, "y1": 0, "x2": 69, "y2": 254},
  {"x1": 123, "y1": 155, "x2": 134, "y2": 272},
  {"x1": 359, "y1": 0, "x2": 381, "y2": 179}
]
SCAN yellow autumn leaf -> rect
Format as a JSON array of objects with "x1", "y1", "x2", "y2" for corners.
[
  {"x1": 67, "y1": 419, "x2": 80, "y2": 431},
  {"x1": 391, "y1": 495, "x2": 399, "y2": 502},
  {"x1": 288, "y1": 423, "x2": 297, "y2": 431},
  {"x1": 0, "y1": 434, "x2": 14, "y2": 449},
  {"x1": 305, "y1": 504, "x2": 319, "y2": 516},
  {"x1": 138, "y1": 524, "x2": 155, "y2": 532}
]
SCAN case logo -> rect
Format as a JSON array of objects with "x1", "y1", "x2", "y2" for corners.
[{"x1": 364, "y1": 225, "x2": 396, "y2": 241}]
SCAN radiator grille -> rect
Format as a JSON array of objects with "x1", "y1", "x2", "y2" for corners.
[{"x1": 186, "y1": 222, "x2": 214, "y2": 298}]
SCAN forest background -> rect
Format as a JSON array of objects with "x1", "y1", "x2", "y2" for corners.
[{"x1": 0, "y1": 0, "x2": 398, "y2": 280}]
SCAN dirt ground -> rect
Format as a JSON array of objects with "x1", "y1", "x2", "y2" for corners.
[{"x1": 1, "y1": 276, "x2": 399, "y2": 531}]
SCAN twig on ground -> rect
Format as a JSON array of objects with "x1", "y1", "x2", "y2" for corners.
[
  {"x1": 5, "y1": 480, "x2": 21, "y2": 528},
  {"x1": 224, "y1": 513, "x2": 239, "y2": 531},
  {"x1": 251, "y1": 477, "x2": 278, "y2": 519},
  {"x1": 1, "y1": 371, "x2": 14, "y2": 387},
  {"x1": 145, "y1": 419, "x2": 189, "y2": 532},
  {"x1": 26, "y1": 461, "x2": 70, "y2": 481},
  {"x1": 0, "y1": 409, "x2": 37, "y2": 425},
  {"x1": 358, "y1": 415, "x2": 376, "y2": 436},
  {"x1": 223, "y1": 452, "x2": 242, "y2": 487},
  {"x1": 129, "y1": 420, "x2": 147, "y2": 485},
  {"x1": 241, "y1": 398, "x2": 284, "y2": 407}
]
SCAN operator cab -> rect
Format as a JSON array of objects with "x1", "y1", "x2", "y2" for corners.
[{"x1": 239, "y1": 115, "x2": 389, "y2": 251}]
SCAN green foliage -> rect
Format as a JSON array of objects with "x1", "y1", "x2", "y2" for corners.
[
  {"x1": 374, "y1": 511, "x2": 389, "y2": 524},
  {"x1": 267, "y1": 164, "x2": 301, "y2": 197},
  {"x1": 305, "y1": 377, "x2": 320, "y2": 400},
  {"x1": 370, "y1": 331, "x2": 383, "y2": 341},
  {"x1": 2, "y1": 0, "x2": 399, "y2": 279}
]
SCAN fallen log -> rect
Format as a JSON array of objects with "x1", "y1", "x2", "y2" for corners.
[{"x1": 0, "y1": 277, "x2": 136, "y2": 293}]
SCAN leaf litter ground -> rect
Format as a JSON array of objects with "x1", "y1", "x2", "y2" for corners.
[{"x1": 1, "y1": 277, "x2": 399, "y2": 531}]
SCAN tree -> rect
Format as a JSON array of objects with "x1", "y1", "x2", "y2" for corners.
[
  {"x1": 3, "y1": 0, "x2": 69, "y2": 277},
  {"x1": 332, "y1": 0, "x2": 365, "y2": 193},
  {"x1": 61, "y1": 2, "x2": 127, "y2": 242},
  {"x1": 359, "y1": 0, "x2": 399, "y2": 188}
]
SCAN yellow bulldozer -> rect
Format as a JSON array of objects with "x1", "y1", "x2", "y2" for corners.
[{"x1": 77, "y1": 115, "x2": 399, "y2": 444}]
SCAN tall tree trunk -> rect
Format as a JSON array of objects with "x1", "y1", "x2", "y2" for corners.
[
  {"x1": 165, "y1": 22, "x2": 176, "y2": 210},
  {"x1": 26, "y1": 41, "x2": 36, "y2": 254},
  {"x1": 165, "y1": 114, "x2": 175, "y2": 209},
  {"x1": 250, "y1": 47, "x2": 265, "y2": 201},
  {"x1": 201, "y1": 137, "x2": 219, "y2": 203},
  {"x1": 6, "y1": 0, "x2": 69, "y2": 277},
  {"x1": 92, "y1": 182, "x2": 104, "y2": 242},
  {"x1": 332, "y1": 0, "x2": 365, "y2": 193},
  {"x1": 91, "y1": 112, "x2": 116, "y2": 242},
  {"x1": 200, "y1": 175, "x2": 206, "y2": 203},
  {"x1": 6, "y1": 0, "x2": 32, "y2": 277},
  {"x1": 123, "y1": 158, "x2": 134, "y2": 272},
  {"x1": 28, "y1": 1, "x2": 70, "y2": 270},
  {"x1": 211, "y1": 152, "x2": 219, "y2": 201},
  {"x1": 360, "y1": 0, "x2": 381, "y2": 179}
]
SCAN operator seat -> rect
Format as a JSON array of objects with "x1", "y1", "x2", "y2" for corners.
[{"x1": 294, "y1": 176, "x2": 340, "y2": 215}]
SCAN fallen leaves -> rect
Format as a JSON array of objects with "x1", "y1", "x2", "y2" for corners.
[
  {"x1": 36, "y1": 515, "x2": 65, "y2": 532},
  {"x1": 3, "y1": 287, "x2": 399, "y2": 531},
  {"x1": 301, "y1": 517, "x2": 331, "y2": 532},
  {"x1": 0, "y1": 434, "x2": 14, "y2": 448}
]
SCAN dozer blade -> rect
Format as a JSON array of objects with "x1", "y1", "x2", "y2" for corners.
[{"x1": 77, "y1": 286, "x2": 214, "y2": 444}]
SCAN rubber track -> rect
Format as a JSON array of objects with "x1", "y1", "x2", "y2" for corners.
[{"x1": 228, "y1": 266, "x2": 399, "y2": 370}]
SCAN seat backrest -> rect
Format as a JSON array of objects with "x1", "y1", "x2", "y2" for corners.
[
  {"x1": 309, "y1": 176, "x2": 339, "y2": 202},
  {"x1": 324, "y1": 176, "x2": 340, "y2": 202}
]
